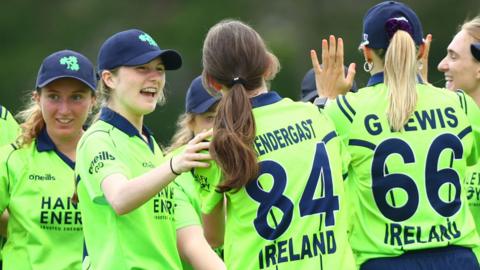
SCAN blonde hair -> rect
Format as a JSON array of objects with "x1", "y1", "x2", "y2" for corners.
[
  {"x1": 16, "y1": 92, "x2": 44, "y2": 147},
  {"x1": 165, "y1": 113, "x2": 195, "y2": 154},
  {"x1": 461, "y1": 16, "x2": 480, "y2": 41},
  {"x1": 166, "y1": 101, "x2": 219, "y2": 154},
  {"x1": 384, "y1": 30, "x2": 418, "y2": 132}
]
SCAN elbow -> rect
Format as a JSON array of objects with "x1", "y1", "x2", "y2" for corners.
[
  {"x1": 109, "y1": 199, "x2": 132, "y2": 216},
  {"x1": 205, "y1": 232, "x2": 224, "y2": 248}
]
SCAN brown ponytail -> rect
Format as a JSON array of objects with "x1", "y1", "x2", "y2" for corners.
[{"x1": 202, "y1": 19, "x2": 279, "y2": 191}]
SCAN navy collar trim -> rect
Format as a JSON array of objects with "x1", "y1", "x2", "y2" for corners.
[
  {"x1": 99, "y1": 107, "x2": 155, "y2": 152},
  {"x1": 251, "y1": 91, "x2": 282, "y2": 109},
  {"x1": 367, "y1": 72, "x2": 425, "y2": 87},
  {"x1": 36, "y1": 128, "x2": 75, "y2": 169}
]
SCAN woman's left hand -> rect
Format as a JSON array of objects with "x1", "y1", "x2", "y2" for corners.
[{"x1": 310, "y1": 35, "x2": 356, "y2": 99}]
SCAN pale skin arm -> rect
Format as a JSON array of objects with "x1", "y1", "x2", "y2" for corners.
[
  {"x1": 202, "y1": 199, "x2": 225, "y2": 248},
  {"x1": 101, "y1": 130, "x2": 212, "y2": 215},
  {"x1": 176, "y1": 225, "x2": 226, "y2": 270},
  {"x1": 0, "y1": 210, "x2": 8, "y2": 237},
  {"x1": 310, "y1": 35, "x2": 356, "y2": 99}
]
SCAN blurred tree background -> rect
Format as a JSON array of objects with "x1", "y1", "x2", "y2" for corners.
[{"x1": 1, "y1": 0, "x2": 478, "y2": 146}]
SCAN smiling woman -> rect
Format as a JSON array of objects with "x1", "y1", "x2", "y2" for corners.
[
  {"x1": 75, "y1": 29, "x2": 223, "y2": 270},
  {"x1": 0, "y1": 49, "x2": 97, "y2": 270}
]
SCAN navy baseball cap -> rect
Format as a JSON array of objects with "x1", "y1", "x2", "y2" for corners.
[
  {"x1": 97, "y1": 29, "x2": 182, "y2": 72},
  {"x1": 300, "y1": 68, "x2": 358, "y2": 102},
  {"x1": 472, "y1": 43, "x2": 480, "y2": 62},
  {"x1": 186, "y1": 76, "x2": 220, "y2": 114},
  {"x1": 36, "y1": 49, "x2": 97, "y2": 91},
  {"x1": 360, "y1": 1, "x2": 423, "y2": 49}
]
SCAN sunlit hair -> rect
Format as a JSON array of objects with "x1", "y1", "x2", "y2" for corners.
[
  {"x1": 17, "y1": 88, "x2": 96, "y2": 147},
  {"x1": 384, "y1": 30, "x2": 418, "y2": 132},
  {"x1": 16, "y1": 91, "x2": 44, "y2": 146},
  {"x1": 165, "y1": 103, "x2": 218, "y2": 154},
  {"x1": 461, "y1": 16, "x2": 480, "y2": 42},
  {"x1": 202, "y1": 19, "x2": 280, "y2": 192}
]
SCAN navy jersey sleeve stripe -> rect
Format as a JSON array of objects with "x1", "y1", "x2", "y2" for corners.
[
  {"x1": 456, "y1": 90, "x2": 467, "y2": 114},
  {"x1": 322, "y1": 131, "x2": 337, "y2": 144},
  {"x1": 336, "y1": 97, "x2": 353, "y2": 123},
  {"x1": 458, "y1": 126, "x2": 472, "y2": 139},
  {"x1": 341, "y1": 95, "x2": 356, "y2": 116},
  {"x1": 349, "y1": 139, "x2": 376, "y2": 151}
]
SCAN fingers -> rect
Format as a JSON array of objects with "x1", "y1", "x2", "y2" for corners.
[
  {"x1": 321, "y1": 38, "x2": 328, "y2": 68},
  {"x1": 337, "y1": 37, "x2": 345, "y2": 72},
  {"x1": 310, "y1": 50, "x2": 322, "y2": 74},
  {"x1": 189, "y1": 129, "x2": 213, "y2": 145},
  {"x1": 186, "y1": 142, "x2": 210, "y2": 153},
  {"x1": 328, "y1": 35, "x2": 336, "y2": 69},
  {"x1": 184, "y1": 152, "x2": 211, "y2": 161},
  {"x1": 186, "y1": 161, "x2": 211, "y2": 168},
  {"x1": 424, "y1": 34, "x2": 432, "y2": 55},
  {"x1": 346, "y1": 63, "x2": 357, "y2": 89}
]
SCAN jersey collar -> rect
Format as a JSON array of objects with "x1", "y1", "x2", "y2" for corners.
[
  {"x1": 367, "y1": 72, "x2": 425, "y2": 87},
  {"x1": 251, "y1": 91, "x2": 282, "y2": 109},
  {"x1": 99, "y1": 107, "x2": 155, "y2": 153},
  {"x1": 36, "y1": 128, "x2": 75, "y2": 169}
]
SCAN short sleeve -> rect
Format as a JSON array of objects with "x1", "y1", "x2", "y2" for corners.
[
  {"x1": 0, "y1": 145, "x2": 14, "y2": 212},
  {"x1": 0, "y1": 107, "x2": 19, "y2": 146},
  {"x1": 76, "y1": 132, "x2": 128, "y2": 204},
  {"x1": 460, "y1": 93, "x2": 480, "y2": 166},
  {"x1": 173, "y1": 178, "x2": 201, "y2": 229},
  {"x1": 193, "y1": 159, "x2": 224, "y2": 214},
  {"x1": 323, "y1": 95, "x2": 354, "y2": 141}
]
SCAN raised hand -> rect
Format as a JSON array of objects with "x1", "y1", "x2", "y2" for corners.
[
  {"x1": 420, "y1": 34, "x2": 432, "y2": 84},
  {"x1": 172, "y1": 129, "x2": 212, "y2": 173},
  {"x1": 310, "y1": 35, "x2": 356, "y2": 99}
]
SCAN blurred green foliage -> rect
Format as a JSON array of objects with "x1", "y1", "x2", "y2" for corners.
[{"x1": 1, "y1": 0, "x2": 479, "y2": 145}]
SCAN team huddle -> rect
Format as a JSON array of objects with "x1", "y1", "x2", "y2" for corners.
[{"x1": 1, "y1": 1, "x2": 480, "y2": 270}]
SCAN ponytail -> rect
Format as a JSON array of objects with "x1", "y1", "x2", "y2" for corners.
[
  {"x1": 202, "y1": 20, "x2": 279, "y2": 191},
  {"x1": 384, "y1": 30, "x2": 418, "y2": 132},
  {"x1": 212, "y1": 83, "x2": 258, "y2": 192},
  {"x1": 17, "y1": 93, "x2": 45, "y2": 147}
]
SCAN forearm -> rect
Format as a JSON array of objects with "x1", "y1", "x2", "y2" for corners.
[
  {"x1": 177, "y1": 225, "x2": 226, "y2": 270},
  {"x1": 101, "y1": 162, "x2": 177, "y2": 215},
  {"x1": 202, "y1": 200, "x2": 225, "y2": 248}
]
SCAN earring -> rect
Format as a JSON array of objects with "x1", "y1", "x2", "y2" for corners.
[{"x1": 363, "y1": 61, "x2": 373, "y2": 72}]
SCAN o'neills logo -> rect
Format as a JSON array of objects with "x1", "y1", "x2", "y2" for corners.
[
  {"x1": 29, "y1": 173, "x2": 56, "y2": 181},
  {"x1": 88, "y1": 151, "x2": 115, "y2": 174}
]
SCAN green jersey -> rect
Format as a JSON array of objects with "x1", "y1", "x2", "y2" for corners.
[
  {"x1": 461, "y1": 95, "x2": 480, "y2": 235},
  {"x1": 0, "y1": 128, "x2": 82, "y2": 270},
  {"x1": 324, "y1": 73, "x2": 480, "y2": 267},
  {"x1": 0, "y1": 106, "x2": 19, "y2": 146},
  {"x1": 75, "y1": 108, "x2": 181, "y2": 270},
  {"x1": 194, "y1": 92, "x2": 356, "y2": 270},
  {"x1": 168, "y1": 146, "x2": 224, "y2": 270}
]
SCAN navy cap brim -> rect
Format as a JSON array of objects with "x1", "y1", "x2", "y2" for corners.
[
  {"x1": 37, "y1": 75, "x2": 96, "y2": 92},
  {"x1": 189, "y1": 97, "x2": 220, "y2": 114},
  {"x1": 123, "y1": 49, "x2": 182, "y2": 70},
  {"x1": 471, "y1": 43, "x2": 480, "y2": 62},
  {"x1": 301, "y1": 90, "x2": 318, "y2": 102}
]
